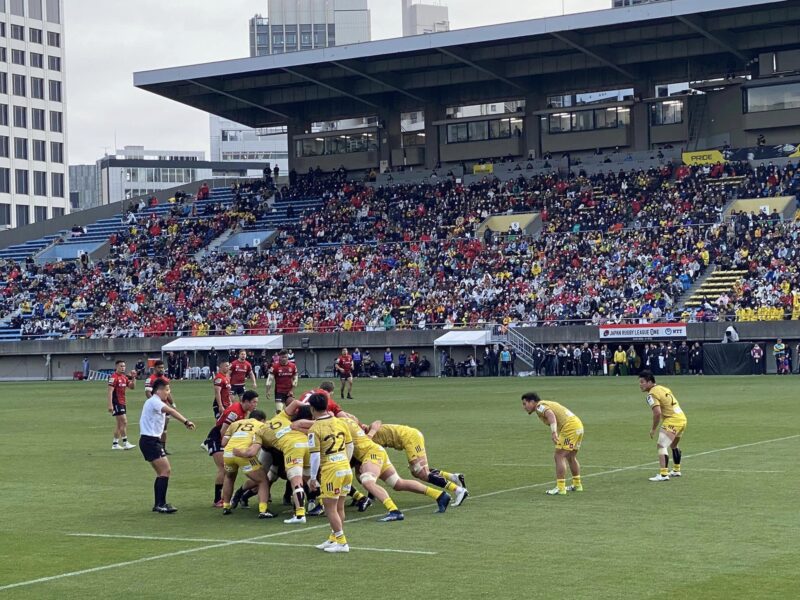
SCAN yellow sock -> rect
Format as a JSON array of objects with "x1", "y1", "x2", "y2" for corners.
[
  {"x1": 439, "y1": 470, "x2": 454, "y2": 482},
  {"x1": 382, "y1": 497, "x2": 399, "y2": 512},
  {"x1": 258, "y1": 502, "x2": 268, "y2": 513},
  {"x1": 444, "y1": 481, "x2": 458, "y2": 494},
  {"x1": 334, "y1": 530, "x2": 347, "y2": 544},
  {"x1": 424, "y1": 487, "x2": 441, "y2": 500},
  {"x1": 351, "y1": 490, "x2": 366, "y2": 502},
  {"x1": 672, "y1": 464, "x2": 681, "y2": 472},
  {"x1": 328, "y1": 531, "x2": 336, "y2": 542},
  {"x1": 572, "y1": 476, "x2": 582, "y2": 487},
  {"x1": 557, "y1": 479, "x2": 566, "y2": 493},
  {"x1": 660, "y1": 467, "x2": 669, "y2": 476},
  {"x1": 223, "y1": 502, "x2": 231, "y2": 509},
  {"x1": 296, "y1": 506, "x2": 306, "y2": 517}
]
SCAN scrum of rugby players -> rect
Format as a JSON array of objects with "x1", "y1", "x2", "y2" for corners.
[{"x1": 218, "y1": 379, "x2": 469, "y2": 527}]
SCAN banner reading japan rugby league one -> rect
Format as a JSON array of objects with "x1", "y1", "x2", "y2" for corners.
[{"x1": 598, "y1": 323, "x2": 688, "y2": 341}]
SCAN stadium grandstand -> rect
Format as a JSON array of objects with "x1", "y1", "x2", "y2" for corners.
[{"x1": 0, "y1": 0, "x2": 799, "y2": 377}]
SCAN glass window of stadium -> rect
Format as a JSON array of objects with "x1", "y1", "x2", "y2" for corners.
[
  {"x1": 402, "y1": 132, "x2": 425, "y2": 147},
  {"x1": 295, "y1": 132, "x2": 377, "y2": 158},
  {"x1": 0, "y1": 203, "x2": 9, "y2": 226},
  {"x1": 548, "y1": 113, "x2": 572, "y2": 133},
  {"x1": 650, "y1": 100, "x2": 683, "y2": 125},
  {"x1": 745, "y1": 83, "x2": 800, "y2": 113},
  {"x1": 34, "y1": 206, "x2": 47, "y2": 222}
]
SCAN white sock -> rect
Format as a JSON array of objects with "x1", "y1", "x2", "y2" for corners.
[
  {"x1": 112, "y1": 438, "x2": 119, "y2": 445},
  {"x1": 448, "y1": 473, "x2": 460, "y2": 484}
]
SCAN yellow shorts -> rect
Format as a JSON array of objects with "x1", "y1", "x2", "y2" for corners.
[
  {"x1": 223, "y1": 454, "x2": 262, "y2": 475},
  {"x1": 362, "y1": 446, "x2": 393, "y2": 475},
  {"x1": 283, "y1": 444, "x2": 309, "y2": 471},
  {"x1": 661, "y1": 417, "x2": 687, "y2": 437},
  {"x1": 319, "y1": 468, "x2": 353, "y2": 500},
  {"x1": 556, "y1": 417, "x2": 584, "y2": 451},
  {"x1": 402, "y1": 430, "x2": 427, "y2": 463}
]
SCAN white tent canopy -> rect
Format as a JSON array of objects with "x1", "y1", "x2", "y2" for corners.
[
  {"x1": 433, "y1": 330, "x2": 491, "y2": 347},
  {"x1": 161, "y1": 335, "x2": 284, "y2": 352}
]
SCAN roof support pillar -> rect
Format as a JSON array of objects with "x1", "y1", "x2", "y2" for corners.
[{"x1": 424, "y1": 103, "x2": 446, "y2": 170}]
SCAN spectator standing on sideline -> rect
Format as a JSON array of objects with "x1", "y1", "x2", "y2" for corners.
[
  {"x1": 384, "y1": 347, "x2": 394, "y2": 377},
  {"x1": 82, "y1": 356, "x2": 90, "y2": 380},
  {"x1": 352, "y1": 347, "x2": 362, "y2": 378},
  {"x1": 510, "y1": 348, "x2": 517, "y2": 376},
  {"x1": 773, "y1": 339, "x2": 786, "y2": 374},
  {"x1": 500, "y1": 347, "x2": 512, "y2": 376},
  {"x1": 139, "y1": 379, "x2": 196, "y2": 513},
  {"x1": 676, "y1": 342, "x2": 689, "y2": 376},
  {"x1": 690, "y1": 343, "x2": 703, "y2": 375},
  {"x1": 751, "y1": 343, "x2": 764, "y2": 375},
  {"x1": 613, "y1": 345, "x2": 627, "y2": 376},
  {"x1": 208, "y1": 347, "x2": 218, "y2": 375}
]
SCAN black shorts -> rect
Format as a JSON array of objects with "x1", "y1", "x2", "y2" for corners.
[
  {"x1": 111, "y1": 403, "x2": 126, "y2": 416},
  {"x1": 339, "y1": 373, "x2": 352, "y2": 381},
  {"x1": 139, "y1": 435, "x2": 166, "y2": 462},
  {"x1": 275, "y1": 392, "x2": 291, "y2": 403},
  {"x1": 212, "y1": 400, "x2": 223, "y2": 420},
  {"x1": 206, "y1": 427, "x2": 222, "y2": 456},
  {"x1": 231, "y1": 384, "x2": 246, "y2": 397}
]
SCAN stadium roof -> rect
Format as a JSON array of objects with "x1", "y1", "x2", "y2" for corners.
[{"x1": 134, "y1": 0, "x2": 800, "y2": 128}]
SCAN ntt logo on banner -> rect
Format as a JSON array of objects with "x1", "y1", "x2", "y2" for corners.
[{"x1": 598, "y1": 323, "x2": 687, "y2": 340}]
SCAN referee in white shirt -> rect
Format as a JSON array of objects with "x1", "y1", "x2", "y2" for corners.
[{"x1": 140, "y1": 379, "x2": 195, "y2": 513}]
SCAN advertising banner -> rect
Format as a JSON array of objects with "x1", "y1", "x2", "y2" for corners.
[
  {"x1": 598, "y1": 323, "x2": 687, "y2": 340},
  {"x1": 473, "y1": 163, "x2": 494, "y2": 174}
]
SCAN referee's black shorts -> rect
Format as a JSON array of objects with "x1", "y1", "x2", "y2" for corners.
[{"x1": 139, "y1": 435, "x2": 166, "y2": 462}]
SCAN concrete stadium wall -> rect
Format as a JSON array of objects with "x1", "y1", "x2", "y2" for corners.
[{"x1": 0, "y1": 321, "x2": 798, "y2": 381}]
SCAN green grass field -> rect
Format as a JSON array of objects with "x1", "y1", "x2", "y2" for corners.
[{"x1": 1, "y1": 375, "x2": 798, "y2": 599}]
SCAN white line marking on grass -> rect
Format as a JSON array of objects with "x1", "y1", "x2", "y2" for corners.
[
  {"x1": 2, "y1": 433, "x2": 797, "y2": 592},
  {"x1": 68, "y1": 533, "x2": 436, "y2": 556},
  {"x1": 493, "y1": 464, "x2": 784, "y2": 474}
]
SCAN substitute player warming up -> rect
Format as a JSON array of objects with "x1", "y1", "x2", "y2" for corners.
[
  {"x1": 639, "y1": 370, "x2": 687, "y2": 481},
  {"x1": 521, "y1": 392, "x2": 584, "y2": 496}
]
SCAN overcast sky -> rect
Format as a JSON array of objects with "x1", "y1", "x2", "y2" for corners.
[{"x1": 65, "y1": 0, "x2": 607, "y2": 164}]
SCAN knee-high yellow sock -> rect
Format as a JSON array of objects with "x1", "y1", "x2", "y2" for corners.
[
  {"x1": 557, "y1": 479, "x2": 566, "y2": 493},
  {"x1": 258, "y1": 502, "x2": 268, "y2": 513},
  {"x1": 439, "y1": 470, "x2": 455, "y2": 483},
  {"x1": 382, "y1": 497, "x2": 399, "y2": 512},
  {"x1": 424, "y1": 486, "x2": 441, "y2": 500}
]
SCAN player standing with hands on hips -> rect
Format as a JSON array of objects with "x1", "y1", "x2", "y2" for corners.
[{"x1": 139, "y1": 379, "x2": 196, "y2": 513}]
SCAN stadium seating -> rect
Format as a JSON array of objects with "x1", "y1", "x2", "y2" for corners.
[{"x1": 0, "y1": 159, "x2": 799, "y2": 341}]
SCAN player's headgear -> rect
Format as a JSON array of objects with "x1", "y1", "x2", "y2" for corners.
[
  {"x1": 307, "y1": 393, "x2": 328, "y2": 411},
  {"x1": 639, "y1": 370, "x2": 656, "y2": 383},
  {"x1": 521, "y1": 391, "x2": 541, "y2": 403}
]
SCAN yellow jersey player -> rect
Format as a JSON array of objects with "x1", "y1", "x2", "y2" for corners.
[
  {"x1": 258, "y1": 404, "x2": 311, "y2": 524},
  {"x1": 367, "y1": 421, "x2": 468, "y2": 506},
  {"x1": 521, "y1": 392, "x2": 584, "y2": 495},
  {"x1": 307, "y1": 393, "x2": 354, "y2": 553},
  {"x1": 220, "y1": 410, "x2": 272, "y2": 518},
  {"x1": 639, "y1": 370, "x2": 687, "y2": 481},
  {"x1": 342, "y1": 417, "x2": 451, "y2": 521}
]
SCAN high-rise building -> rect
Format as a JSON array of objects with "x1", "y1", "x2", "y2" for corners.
[
  {"x1": 68, "y1": 164, "x2": 99, "y2": 211},
  {"x1": 212, "y1": 1, "x2": 372, "y2": 175},
  {"x1": 0, "y1": 0, "x2": 68, "y2": 229},
  {"x1": 402, "y1": 0, "x2": 449, "y2": 36}
]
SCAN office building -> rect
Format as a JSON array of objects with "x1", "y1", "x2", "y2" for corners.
[
  {"x1": 68, "y1": 164, "x2": 99, "y2": 211},
  {"x1": 402, "y1": 0, "x2": 449, "y2": 36},
  {"x1": 213, "y1": 1, "x2": 372, "y2": 175},
  {"x1": 0, "y1": 0, "x2": 68, "y2": 229}
]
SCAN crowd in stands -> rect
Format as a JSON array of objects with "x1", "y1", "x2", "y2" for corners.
[{"x1": 1, "y1": 158, "x2": 799, "y2": 340}]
